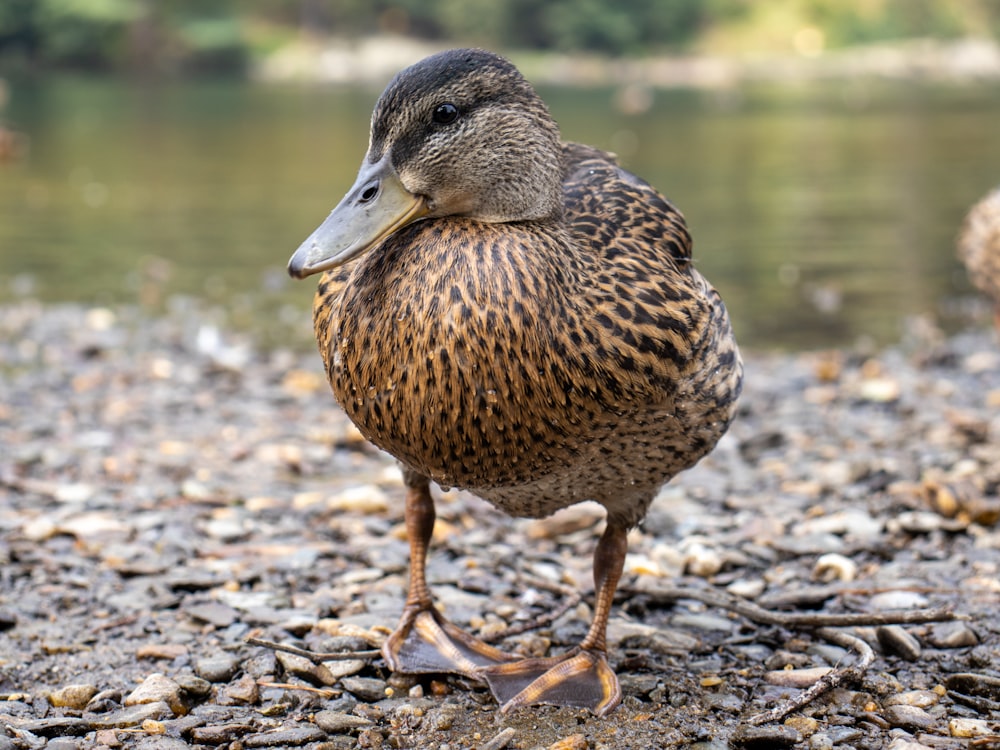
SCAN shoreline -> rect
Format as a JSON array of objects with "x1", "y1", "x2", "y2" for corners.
[{"x1": 254, "y1": 35, "x2": 1000, "y2": 89}]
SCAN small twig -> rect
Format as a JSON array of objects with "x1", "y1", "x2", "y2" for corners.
[
  {"x1": 631, "y1": 581, "x2": 962, "y2": 724},
  {"x1": 747, "y1": 628, "x2": 875, "y2": 725},
  {"x1": 479, "y1": 727, "x2": 517, "y2": 750},
  {"x1": 246, "y1": 636, "x2": 381, "y2": 663},
  {"x1": 256, "y1": 681, "x2": 340, "y2": 698},
  {"x1": 481, "y1": 575, "x2": 583, "y2": 644},
  {"x1": 635, "y1": 581, "x2": 962, "y2": 628}
]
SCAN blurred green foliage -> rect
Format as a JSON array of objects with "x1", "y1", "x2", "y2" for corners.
[{"x1": 0, "y1": 0, "x2": 998, "y2": 72}]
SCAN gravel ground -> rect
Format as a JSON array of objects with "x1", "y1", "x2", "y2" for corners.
[{"x1": 1, "y1": 300, "x2": 999, "y2": 750}]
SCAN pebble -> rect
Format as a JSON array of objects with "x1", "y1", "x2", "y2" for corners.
[
  {"x1": 886, "y1": 739, "x2": 933, "y2": 750},
  {"x1": 218, "y1": 674, "x2": 260, "y2": 705},
  {"x1": 733, "y1": 724, "x2": 801, "y2": 747},
  {"x1": 136, "y1": 643, "x2": 188, "y2": 661},
  {"x1": 877, "y1": 625, "x2": 922, "y2": 660},
  {"x1": 547, "y1": 734, "x2": 589, "y2": 750},
  {"x1": 189, "y1": 724, "x2": 255, "y2": 744},
  {"x1": 184, "y1": 601, "x2": 240, "y2": 628},
  {"x1": 948, "y1": 717, "x2": 993, "y2": 737},
  {"x1": 428, "y1": 704, "x2": 465, "y2": 731},
  {"x1": 124, "y1": 673, "x2": 186, "y2": 716},
  {"x1": 100, "y1": 701, "x2": 174, "y2": 728},
  {"x1": 340, "y1": 677, "x2": 388, "y2": 702},
  {"x1": 812, "y1": 553, "x2": 857, "y2": 582},
  {"x1": 175, "y1": 674, "x2": 212, "y2": 700},
  {"x1": 883, "y1": 704, "x2": 937, "y2": 731},
  {"x1": 314, "y1": 710, "x2": 374, "y2": 734},
  {"x1": 944, "y1": 671, "x2": 1000, "y2": 701},
  {"x1": 869, "y1": 591, "x2": 930, "y2": 610},
  {"x1": 195, "y1": 654, "x2": 241, "y2": 683},
  {"x1": 725, "y1": 577, "x2": 766, "y2": 598},
  {"x1": 927, "y1": 620, "x2": 979, "y2": 648},
  {"x1": 884, "y1": 690, "x2": 940, "y2": 708},
  {"x1": 243, "y1": 726, "x2": 327, "y2": 747},
  {"x1": 322, "y1": 658, "x2": 366, "y2": 679},
  {"x1": 47, "y1": 683, "x2": 98, "y2": 709},
  {"x1": 784, "y1": 716, "x2": 819, "y2": 735},
  {"x1": 681, "y1": 540, "x2": 724, "y2": 578},
  {"x1": 276, "y1": 650, "x2": 339, "y2": 686}
]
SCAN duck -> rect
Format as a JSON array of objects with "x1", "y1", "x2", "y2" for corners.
[
  {"x1": 958, "y1": 187, "x2": 1000, "y2": 331},
  {"x1": 288, "y1": 48, "x2": 743, "y2": 716}
]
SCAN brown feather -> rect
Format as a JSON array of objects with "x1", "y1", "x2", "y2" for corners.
[{"x1": 310, "y1": 50, "x2": 742, "y2": 529}]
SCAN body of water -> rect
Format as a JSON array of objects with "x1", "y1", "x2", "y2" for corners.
[{"x1": 1, "y1": 73, "x2": 999, "y2": 350}]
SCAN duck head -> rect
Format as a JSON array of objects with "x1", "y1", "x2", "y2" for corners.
[{"x1": 288, "y1": 48, "x2": 563, "y2": 278}]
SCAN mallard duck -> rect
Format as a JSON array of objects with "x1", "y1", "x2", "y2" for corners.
[
  {"x1": 288, "y1": 48, "x2": 743, "y2": 716},
  {"x1": 958, "y1": 187, "x2": 1000, "y2": 331}
]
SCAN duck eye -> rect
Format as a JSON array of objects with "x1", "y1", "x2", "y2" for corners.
[{"x1": 432, "y1": 102, "x2": 459, "y2": 125}]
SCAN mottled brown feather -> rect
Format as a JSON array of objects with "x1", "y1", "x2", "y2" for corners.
[{"x1": 310, "y1": 50, "x2": 742, "y2": 529}]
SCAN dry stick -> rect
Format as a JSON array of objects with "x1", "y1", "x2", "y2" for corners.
[
  {"x1": 256, "y1": 681, "x2": 340, "y2": 699},
  {"x1": 746, "y1": 627, "x2": 875, "y2": 726},
  {"x1": 245, "y1": 636, "x2": 381, "y2": 663},
  {"x1": 479, "y1": 727, "x2": 518, "y2": 750},
  {"x1": 635, "y1": 582, "x2": 960, "y2": 723},
  {"x1": 480, "y1": 575, "x2": 583, "y2": 644},
  {"x1": 636, "y1": 582, "x2": 963, "y2": 627}
]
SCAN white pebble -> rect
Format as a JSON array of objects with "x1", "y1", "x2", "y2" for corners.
[
  {"x1": 812, "y1": 553, "x2": 857, "y2": 582},
  {"x1": 949, "y1": 717, "x2": 992, "y2": 738}
]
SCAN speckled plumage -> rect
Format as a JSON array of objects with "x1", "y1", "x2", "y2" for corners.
[
  {"x1": 312, "y1": 139, "x2": 741, "y2": 530},
  {"x1": 958, "y1": 187, "x2": 1000, "y2": 327},
  {"x1": 291, "y1": 48, "x2": 742, "y2": 715}
]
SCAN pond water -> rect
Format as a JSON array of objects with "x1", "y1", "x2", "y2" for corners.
[{"x1": 1, "y1": 73, "x2": 999, "y2": 350}]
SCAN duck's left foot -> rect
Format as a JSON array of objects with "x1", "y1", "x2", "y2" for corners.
[
  {"x1": 382, "y1": 606, "x2": 519, "y2": 677},
  {"x1": 479, "y1": 648, "x2": 621, "y2": 716}
]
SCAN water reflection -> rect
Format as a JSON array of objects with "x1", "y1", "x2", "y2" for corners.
[{"x1": 1, "y1": 75, "x2": 998, "y2": 350}]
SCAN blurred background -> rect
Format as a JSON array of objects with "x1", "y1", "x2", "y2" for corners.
[{"x1": 1, "y1": 0, "x2": 1000, "y2": 350}]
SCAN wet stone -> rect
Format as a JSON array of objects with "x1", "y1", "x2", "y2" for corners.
[
  {"x1": 195, "y1": 654, "x2": 241, "y2": 683},
  {"x1": 620, "y1": 673, "x2": 663, "y2": 700},
  {"x1": 175, "y1": 674, "x2": 212, "y2": 700},
  {"x1": 47, "y1": 683, "x2": 98, "y2": 709},
  {"x1": 884, "y1": 690, "x2": 941, "y2": 708},
  {"x1": 99, "y1": 701, "x2": 174, "y2": 728},
  {"x1": 276, "y1": 650, "x2": 338, "y2": 686},
  {"x1": 877, "y1": 625, "x2": 922, "y2": 661},
  {"x1": 10, "y1": 717, "x2": 90, "y2": 738},
  {"x1": 883, "y1": 704, "x2": 937, "y2": 731},
  {"x1": 927, "y1": 621, "x2": 979, "y2": 649},
  {"x1": 125, "y1": 674, "x2": 187, "y2": 716},
  {"x1": 949, "y1": 717, "x2": 992, "y2": 737},
  {"x1": 188, "y1": 723, "x2": 255, "y2": 744},
  {"x1": 340, "y1": 676, "x2": 389, "y2": 702},
  {"x1": 314, "y1": 710, "x2": 374, "y2": 734},
  {"x1": 243, "y1": 725, "x2": 327, "y2": 747},
  {"x1": 183, "y1": 601, "x2": 240, "y2": 628},
  {"x1": 218, "y1": 674, "x2": 260, "y2": 706},
  {"x1": 733, "y1": 724, "x2": 802, "y2": 748}
]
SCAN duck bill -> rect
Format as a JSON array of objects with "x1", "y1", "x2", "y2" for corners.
[{"x1": 287, "y1": 153, "x2": 429, "y2": 279}]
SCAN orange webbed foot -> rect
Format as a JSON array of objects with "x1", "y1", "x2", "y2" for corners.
[
  {"x1": 479, "y1": 647, "x2": 622, "y2": 716},
  {"x1": 382, "y1": 606, "x2": 519, "y2": 677}
]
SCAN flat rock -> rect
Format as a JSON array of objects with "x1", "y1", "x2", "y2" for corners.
[{"x1": 242, "y1": 726, "x2": 327, "y2": 747}]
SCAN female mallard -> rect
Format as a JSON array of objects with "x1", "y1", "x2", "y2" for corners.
[
  {"x1": 958, "y1": 187, "x2": 1000, "y2": 331},
  {"x1": 288, "y1": 49, "x2": 742, "y2": 716}
]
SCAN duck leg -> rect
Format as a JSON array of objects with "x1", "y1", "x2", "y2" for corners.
[
  {"x1": 479, "y1": 521, "x2": 627, "y2": 716},
  {"x1": 381, "y1": 470, "x2": 518, "y2": 676}
]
